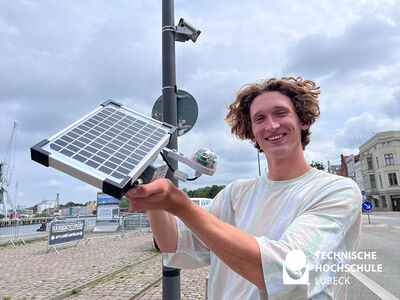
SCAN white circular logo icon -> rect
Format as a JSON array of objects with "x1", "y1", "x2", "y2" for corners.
[
  {"x1": 285, "y1": 250, "x2": 307, "y2": 271},
  {"x1": 283, "y1": 249, "x2": 309, "y2": 285}
]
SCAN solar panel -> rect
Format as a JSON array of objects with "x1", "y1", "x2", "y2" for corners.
[{"x1": 31, "y1": 100, "x2": 176, "y2": 199}]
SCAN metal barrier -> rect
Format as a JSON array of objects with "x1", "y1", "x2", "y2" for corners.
[
  {"x1": 0, "y1": 217, "x2": 52, "y2": 246},
  {"x1": 0, "y1": 213, "x2": 152, "y2": 248},
  {"x1": 121, "y1": 213, "x2": 150, "y2": 239}
]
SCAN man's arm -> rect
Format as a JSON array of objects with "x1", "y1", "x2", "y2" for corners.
[
  {"x1": 126, "y1": 179, "x2": 267, "y2": 292},
  {"x1": 147, "y1": 210, "x2": 177, "y2": 253}
]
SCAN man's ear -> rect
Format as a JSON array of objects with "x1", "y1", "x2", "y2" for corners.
[{"x1": 301, "y1": 121, "x2": 311, "y2": 131}]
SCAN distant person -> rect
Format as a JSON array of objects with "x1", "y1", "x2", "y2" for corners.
[{"x1": 126, "y1": 77, "x2": 361, "y2": 299}]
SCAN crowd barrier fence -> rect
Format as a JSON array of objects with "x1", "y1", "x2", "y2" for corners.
[{"x1": 0, "y1": 213, "x2": 151, "y2": 250}]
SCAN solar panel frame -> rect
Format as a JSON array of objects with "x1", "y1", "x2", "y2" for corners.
[{"x1": 31, "y1": 100, "x2": 176, "y2": 199}]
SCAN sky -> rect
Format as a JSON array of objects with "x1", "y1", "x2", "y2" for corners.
[{"x1": 1, "y1": 0, "x2": 400, "y2": 209}]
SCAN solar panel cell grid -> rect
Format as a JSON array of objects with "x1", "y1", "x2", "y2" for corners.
[{"x1": 48, "y1": 106, "x2": 168, "y2": 181}]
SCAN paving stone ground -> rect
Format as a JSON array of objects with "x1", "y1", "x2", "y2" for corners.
[{"x1": 0, "y1": 232, "x2": 209, "y2": 300}]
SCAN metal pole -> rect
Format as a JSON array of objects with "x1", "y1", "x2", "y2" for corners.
[
  {"x1": 162, "y1": 0, "x2": 181, "y2": 299},
  {"x1": 257, "y1": 151, "x2": 261, "y2": 176}
]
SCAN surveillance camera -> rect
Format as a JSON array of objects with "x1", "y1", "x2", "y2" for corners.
[{"x1": 175, "y1": 18, "x2": 201, "y2": 43}]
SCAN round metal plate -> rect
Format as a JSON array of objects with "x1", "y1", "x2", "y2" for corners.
[{"x1": 152, "y1": 90, "x2": 198, "y2": 136}]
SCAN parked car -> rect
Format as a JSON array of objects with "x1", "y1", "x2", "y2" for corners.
[{"x1": 190, "y1": 198, "x2": 211, "y2": 208}]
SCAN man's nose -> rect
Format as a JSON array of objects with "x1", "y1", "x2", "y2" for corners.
[{"x1": 264, "y1": 118, "x2": 280, "y2": 131}]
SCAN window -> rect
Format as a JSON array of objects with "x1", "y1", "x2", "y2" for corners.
[
  {"x1": 381, "y1": 196, "x2": 387, "y2": 208},
  {"x1": 379, "y1": 175, "x2": 383, "y2": 188},
  {"x1": 373, "y1": 197, "x2": 379, "y2": 208},
  {"x1": 376, "y1": 157, "x2": 379, "y2": 168},
  {"x1": 369, "y1": 174, "x2": 376, "y2": 189},
  {"x1": 363, "y1": 175, "x2": 369, "y2": 189},
  {"x1": 382, "y1": 143, "x2": 386, "y2": 147},
  {"x1": 388, "y1": 173, "x2": 398, "y2": 186},
  {"x1": 367, "y1": 157, "x2": 373, "y2": 170},
  {"x1": 384, "y1": 153, "x2": 395, "y2": 166},
  {"x1": 388, "y1": 142, "x2": 391, "y2": 147}
]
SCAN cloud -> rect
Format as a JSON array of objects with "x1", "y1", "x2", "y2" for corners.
[
  {"x1": 284, "y1": 17, "x2": 400, "y2": 79},
  {"x1": 2, "y1": 0, "x2": 400, "y2": 209},
  {"x1": 40, "y1": 179, "x2": 65, "y2": 188},
  {"x1": 380, "y1": 89, "x2": 400, "y2": 118},
  {"x1": 334, "y1": 112, "x2": 400, "y2": 149}
]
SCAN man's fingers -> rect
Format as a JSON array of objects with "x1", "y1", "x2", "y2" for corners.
[{"x1": 126, "y1": 178, "x2": 170, "y2": 199}]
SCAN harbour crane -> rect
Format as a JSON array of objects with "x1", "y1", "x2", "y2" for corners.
[{"x1": 0, "y1": 122, "x2": 17, "y2": 218}]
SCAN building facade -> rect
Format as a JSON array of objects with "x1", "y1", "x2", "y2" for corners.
[
  {"x1": 37, "y1": 199, "x2": 57, "y2": 213},
  {"x1": 358, "y1": 131, "x2": 400, "y2": 211},
  {"x1": 345, "y1": 154, "x2": 360, "y2": 182},
  {"x1": 327, "y1": 161, "x2": 341, "y2": 175},
  {"x1": 60, "y1": 205, "x2": 87, "y2": 216},
  {"x1": 86, "y1": 201, "x2": 97, "y2": 215}
]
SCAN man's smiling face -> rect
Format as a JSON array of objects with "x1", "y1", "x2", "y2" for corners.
[{"x1": 250, "y1": 91, "x2": 310, "y2": 161}]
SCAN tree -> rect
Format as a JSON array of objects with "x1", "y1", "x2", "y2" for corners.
[
  {"x1": 119, "y1": 197, "x2": 129, "y2": 208},
  {"x1": 183, "y1": 185, "x2": 226, "y2": 198},
  {"x1": 61, "y1": 201, "x2": 83, "y2": 207},
  {"x1": 34, "y1": 211, "x2": 51, "y2": 217},
  {"x1": 310, "y1": 161, "x2": 325, "y2": 171}
]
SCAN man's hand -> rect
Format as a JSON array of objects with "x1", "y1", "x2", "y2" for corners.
[
  {"x1": 125, "y1": 178, "x2": 190, "y2": 215},
  {"x1": 125, "y1": 178, "x2": 184, "y2": 253}
]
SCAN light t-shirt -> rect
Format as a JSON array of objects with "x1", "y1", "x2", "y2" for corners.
[{"x1": 164, "y1": 168, "x2": 362, "y2": 299}]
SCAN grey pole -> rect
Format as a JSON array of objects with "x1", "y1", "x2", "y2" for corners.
[{"x1": 162, "y1": 0, "x2": 181, "y2": 299}]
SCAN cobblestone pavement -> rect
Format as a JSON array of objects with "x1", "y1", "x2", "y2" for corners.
[
  {"x1": 0, "y1": 232, "x2": 209, "y2": 300},
  {"x1": 136, "y1": 267, "x2": 210, "y2": 300}
]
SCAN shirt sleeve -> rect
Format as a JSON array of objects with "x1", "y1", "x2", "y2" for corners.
[
  {"x1": 255, "y1": 179, "x2": 362, "y2": 299},
  {"x1": 163, "y1": 189, "x2": 228, "y2": 269}
]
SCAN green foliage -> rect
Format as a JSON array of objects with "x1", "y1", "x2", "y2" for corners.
[
  {"x1": 310, "y1": 161, "x2": 325, "y2": 171},
  {"x1": 119, "y1": 197, "x2": 129, "y2": 208},
  {"x1": 183, "y1": 184, "x2": 226, "y2": 199},
  {"x1": 34, "y1": 211, "x2": 51, "y2": 217},
  {"x1": 62, "y1": 201, "x2": 84, "y2": 207}
]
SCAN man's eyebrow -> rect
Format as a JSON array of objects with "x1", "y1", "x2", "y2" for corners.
[
  {"x1": 273, "y1": 105, "x2": 290, "y2": 111},
  {"x1": 251, "y1": 106, "x2": 290, "y2": 117}
]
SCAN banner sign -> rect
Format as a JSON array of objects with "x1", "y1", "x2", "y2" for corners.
[
  {"x1": 48, "y1": 220, "x2": 85, "y2": 246},
  {"x1": 97, "y1": 193, "x2": 120, "y2": 222},
  {"x1": 97, "y1": 193, "x2": 119, "y2": 204}
]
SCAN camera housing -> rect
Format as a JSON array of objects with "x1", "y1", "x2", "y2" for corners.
[{"x1": 175, "y1": 18, "x2": 201, "y2": 43}]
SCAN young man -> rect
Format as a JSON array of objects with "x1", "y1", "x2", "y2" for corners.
[{"x1": 126, "y1": 77, "x2": 361, "y2": 299}]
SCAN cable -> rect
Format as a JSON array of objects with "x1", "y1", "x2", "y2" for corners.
[
  {"x1": 160, "y1": 151, "x2": 198, "y2": 181},
  {"x1": 160, "y1": 151, "x2": 174, "y2": 172}
]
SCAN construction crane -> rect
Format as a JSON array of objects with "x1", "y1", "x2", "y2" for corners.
[{"x1": 0, "y1": 122, "x2": 17, "y2": 218}]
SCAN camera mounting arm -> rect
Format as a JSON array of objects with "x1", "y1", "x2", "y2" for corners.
[{"x1": 163, "y1": 148, "x2": 217, "y2": 181}]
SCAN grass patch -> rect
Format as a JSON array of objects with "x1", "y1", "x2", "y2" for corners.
[{"x1": 71, "y1": 290, "x2": 79, "y2": 295}]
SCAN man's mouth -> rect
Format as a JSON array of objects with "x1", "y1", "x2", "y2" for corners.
[{"x1": 266, "y1": 134, "x2": 286, "y2": 141}]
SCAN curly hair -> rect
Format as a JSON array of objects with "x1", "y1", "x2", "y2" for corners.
[{"x1": 225, "y1": 77, "x2": 320, "y2": 151}]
